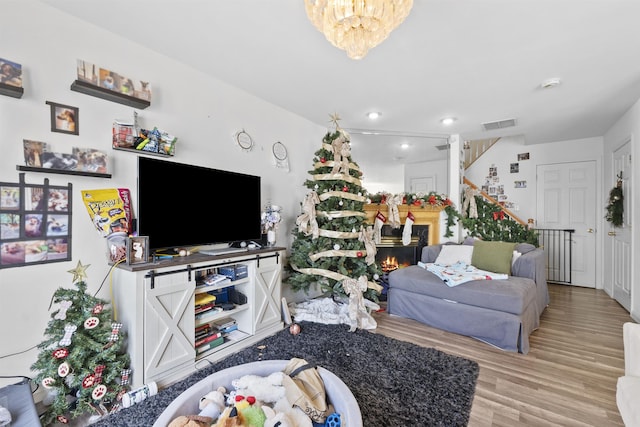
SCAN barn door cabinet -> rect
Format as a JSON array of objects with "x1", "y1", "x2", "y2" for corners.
[{"x1": 112, "y1": 248, "x2": 284, "y2": 389}]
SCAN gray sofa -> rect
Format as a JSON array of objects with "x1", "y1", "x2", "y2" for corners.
[{"x1": 387, "y1": 242, "x2": 549, "y2": 354}]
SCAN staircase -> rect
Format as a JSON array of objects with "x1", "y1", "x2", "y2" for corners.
[{"x1": 463, "y1": 137, "x2": 500, "y2": 169}]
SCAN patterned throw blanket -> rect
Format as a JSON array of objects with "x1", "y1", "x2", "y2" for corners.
[{"x1": 417, "y1": 261, "x2": 508, "y2": 287}]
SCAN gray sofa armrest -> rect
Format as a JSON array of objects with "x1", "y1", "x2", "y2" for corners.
[
  {"x1": 512, "y1": 248, "x2": 549, "y2": 310},
  {"x1": 420, "y1": 244, "x2": 443, "y2": 263}
]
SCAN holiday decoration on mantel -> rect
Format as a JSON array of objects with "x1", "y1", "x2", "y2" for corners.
[
  {"x1": 31, "y1": 261, "x2": 131, "y2": 426},
  {"x1": 288, "y1": 113, "x2": 383, "y2": 331},
  {"x1": 368, "y1": 190, "x2": 458, "y2": 237},
  {"x1": 605, "y1": 172, "x2": 624, "y2": 227}
]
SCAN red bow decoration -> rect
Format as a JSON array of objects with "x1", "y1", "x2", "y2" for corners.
[{"x1": 493, "y1": 211, "x2": 505, "y2": 220}]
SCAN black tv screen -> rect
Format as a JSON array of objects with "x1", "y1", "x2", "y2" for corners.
[{"x1": 137, "y1": 157, "x2": 262, "y2": 252}]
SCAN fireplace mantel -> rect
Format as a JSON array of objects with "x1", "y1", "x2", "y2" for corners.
[{"x1": 364, "y1": 204, "x2": 443, "y2": 246}]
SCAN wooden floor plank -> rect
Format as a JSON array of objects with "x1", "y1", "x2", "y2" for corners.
[{"x1": 371, "y1": 284, "x2": 632, "y2": 426}]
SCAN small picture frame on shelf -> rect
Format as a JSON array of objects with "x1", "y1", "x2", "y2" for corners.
[
  {"x1": 127, "y1": 236, "x2": 149, "y2": 265},
  {"x1": 46, "y1": 101, "x2": 79, "y2": 135}
]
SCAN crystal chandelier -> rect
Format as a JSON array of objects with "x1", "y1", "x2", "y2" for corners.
[{"x1": 304, "y1": 0, "x2": 413, "y2": 60}]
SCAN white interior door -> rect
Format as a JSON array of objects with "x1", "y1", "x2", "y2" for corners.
[
  {"x1": 410, "y1": 176, "x2": 436, "y2": 193},
  {"x1": 536, "y1": 161, "x2": 597, "y2": 287},
  {"x1": 611, "y1": 140, "x2": 632, "y2": 311}
]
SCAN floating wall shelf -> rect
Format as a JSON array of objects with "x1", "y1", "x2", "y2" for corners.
[
  {"x1": 112, "y1": 146, "x2": 173, "y2": 158},
  {"x1": 0, "y1": 83, "x2": 24, "y2": 99},
  {"x1": 16, "y1": 165, "x2": 112, "y2": 179},
  {"x1": 70, "y1": 80, "x2": 150, "y2": 109}
]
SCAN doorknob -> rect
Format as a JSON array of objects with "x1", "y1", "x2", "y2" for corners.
[
  {"x1": 587, "y1": 228, "x2": 594, "y2": 233},
  {"x1": 608, "y1": 231, "x2": 617, "y2": 236}
]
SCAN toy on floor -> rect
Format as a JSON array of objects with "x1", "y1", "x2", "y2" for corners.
[
  {"x1": 167, "y1": 414, "x2": 214, "y2": 427},
  {"x1": 199, "y1": 386, "x2": 227, "y2": 420}
]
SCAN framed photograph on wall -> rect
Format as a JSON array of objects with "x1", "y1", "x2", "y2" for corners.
[
  {"x1": 46, "y1": 101, "x2": 79, "y2": 135},
  {"x1": 127, "y1": 236, "x2": 149, "y2": 265}
]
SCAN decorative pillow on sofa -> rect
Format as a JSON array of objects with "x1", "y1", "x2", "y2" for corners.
[
  {"x1": 471, "y1": 240, "x2": 517, "y2": 274},
  {"x1": 434, "y1": 244, "x2": 474, "y2": 265}
]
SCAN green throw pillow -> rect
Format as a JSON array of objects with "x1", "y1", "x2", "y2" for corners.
[{"x1": 471, "y1": 240, "x2": 517, "y2": 274}]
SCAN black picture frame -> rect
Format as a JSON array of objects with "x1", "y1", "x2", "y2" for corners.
[
  {"x1": 46, "y1": 101, "x2": 79, "y2": 135},
  {"x1": 127, "y1": 236, "x2": 149, "y2": 265}
]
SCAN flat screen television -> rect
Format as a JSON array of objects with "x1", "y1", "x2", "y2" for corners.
[{"x1": 137, "y1": 157, "x2": 262, "y2": 254}]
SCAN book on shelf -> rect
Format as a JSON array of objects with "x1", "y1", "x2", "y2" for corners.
[
  {"x1": 201, "y1": 273, "x2": 232, "y2": 286},
  {"x1": 194, "y1": 293, "x2": 216, "y2": 306},
  {"x1": 195, "y1": 331, "x2": 222, "y2": 348},
  {"x1": 211, "y1": 317, "x2": 236, "y2": 330},
  {"x1": 194, "y1": 306, "x2": 223, "y2": 320},
  {"x1": 196, "y1": 336, "x2": 225, "y2": 354}
]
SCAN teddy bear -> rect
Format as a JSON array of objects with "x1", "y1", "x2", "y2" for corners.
[{"x1": 198, "y1": 386, "x2": 227, "y2": 420}]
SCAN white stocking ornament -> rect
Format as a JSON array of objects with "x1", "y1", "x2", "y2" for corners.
[
  {"x1": 373, "y1": 211, "x2": 386, "y2": 244},
  {"x1": 402, "y1": 212, "x2": 415, "y2": 246}
]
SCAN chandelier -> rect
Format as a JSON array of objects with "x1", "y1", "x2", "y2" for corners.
[{"x1": 304, "y1": 0, "x2": 414, "y2": 60}]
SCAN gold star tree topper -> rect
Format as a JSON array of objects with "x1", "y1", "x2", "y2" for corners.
[
  {"x1": 68, "y1": 261, "x2": 90, "y2": 283},
  {"x1": 329, "y1": 112, "x2": 342, "y2": 130}
]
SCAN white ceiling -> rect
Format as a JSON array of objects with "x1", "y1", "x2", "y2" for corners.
[{"x1": 39, "y1": 0, "x2": 640, "y2": 164}]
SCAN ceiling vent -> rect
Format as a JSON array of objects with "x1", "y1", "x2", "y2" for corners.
[{"x1": 482, "y1": 118, "x2": 517, "y2": 131}]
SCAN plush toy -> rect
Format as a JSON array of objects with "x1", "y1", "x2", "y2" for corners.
[
  {"x1": 168, "y1": 414, "x2": 213, "y2": 427},
  {"x1": 213, "y1": 406, "x2": 244, "y2": 427},
  {"x1": 262, "y1": 406, "x2": 294, "y2": 427},
  {"x1": 231, "y1": 372, "x2": 286, "y2": 404},
  {"x1": 199, "y1": 386, "x2": 227, "y2": 420},
  {"x1": 272, "y1": 397, "x2": 312, "y2": 427}
]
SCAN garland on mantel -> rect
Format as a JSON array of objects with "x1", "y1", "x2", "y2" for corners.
[
  {"x1": 368, "y1": 191, "x2": 459, "y2": 237},
  {"x1": 605, "y1": 172, "x2": 624, "y2": 227}
]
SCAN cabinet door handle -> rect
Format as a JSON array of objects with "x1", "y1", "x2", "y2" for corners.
[
  {"x1": 608, "y1": 231, "x2": 617, "y2": 236},
  {"x1": 587, "y1": 228, "x2": 594, "y2": 233}
]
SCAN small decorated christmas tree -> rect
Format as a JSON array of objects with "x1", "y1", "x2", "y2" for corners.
[
  {"x1": 288, "y1": 114, "x2": 383, "y2": 320},
  {"x1": 31, "y1": 261, "x2": 131, "y2": 426}
]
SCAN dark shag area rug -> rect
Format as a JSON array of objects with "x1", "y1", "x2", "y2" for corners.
[{"x1": 92, "y1": 322, "x2": 479, "y2": 427}]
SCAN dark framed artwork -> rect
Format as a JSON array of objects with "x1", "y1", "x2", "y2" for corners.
[
  {"x1": 127, "y1": 236, "x2": 148, "y2": 265},
  {"x1": 46, "y1": 101, "x2": 79, "y2": 135},
  {"x1": 0, "y1": 174, "x2": 72, "y2": 269}
]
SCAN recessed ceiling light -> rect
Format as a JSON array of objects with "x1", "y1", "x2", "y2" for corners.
[
  {"x1": 541, "y1": 78, "x2": 562, "y2": 89},
  {"x1": 366, "y1": 112, "x2": 381, "y2": 120},
  {"x1": 400, "y1": 143, "x2": 410, "y2": 149},
  {"x1": 441, "y1": 117, "x2": 457, "y2": 125}
]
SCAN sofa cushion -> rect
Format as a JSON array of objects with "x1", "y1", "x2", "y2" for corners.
[
  {"x1": 471, "y1": 240, "x2": 517, "y2": 274},
  {"x1": 434, "y1": 245, "x2": 474, "y2": 265},
  {"x1": 388, "y1": 266, "x2": 536, "y2": 315}
]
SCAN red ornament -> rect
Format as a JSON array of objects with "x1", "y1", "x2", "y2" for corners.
[
  {"x1": 52, "y1": 348, "x2": 69, "y2": 359},
  {"x1": 357, "y1": 251, "x2": 363, "y2": 257},
  {"x1": 413, "y1": 200, "x2": 421, "y2": 206},
  {"x1": 342, "y1": 186, "x2": 348, "y2": 192},
  {"x1": 445, "y1": 198, "x2": 452, "y2": 206},
  {"x1": 92, "y1": 303, "x2": 104, "y2": 314},
  {"x1": 428, "y1": 195, "x2": 437, "y2": 205},
  {"x1": 492, "y1": 211, "x2": 505, "y2": 220},
  {"x1": 402, "y1": 196, "x2": 406, "y2": 204},
  {"x1": 320, "y1": 157, "x2": 326, "y2": 163}
]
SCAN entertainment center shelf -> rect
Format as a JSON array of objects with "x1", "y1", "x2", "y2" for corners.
[{"x1": 112, "y1": 247, "x2": 285, "y2": 389}]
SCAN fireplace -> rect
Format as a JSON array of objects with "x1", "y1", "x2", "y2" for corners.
[{"x1": 363, "y1": 204, "x2": 442, "y2": 299}]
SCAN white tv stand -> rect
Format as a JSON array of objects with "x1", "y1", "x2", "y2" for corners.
[
  {"x1": 111, "y1": 247, "x2": 284, "y2": 389},
  {"x1": 198, "y1": 247, "x2": 248, "y2": 256}
]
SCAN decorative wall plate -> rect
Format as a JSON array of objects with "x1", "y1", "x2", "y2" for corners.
[
  {"x1": 234, "y1": 129, "x2": 254, "y2": 152},
  {"x1": 272, "y1": 141, "x2": 289, "y2": 171}
]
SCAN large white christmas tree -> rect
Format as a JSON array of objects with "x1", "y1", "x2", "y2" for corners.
[
  {"x1": 31, "y1": 261, "x2": 131, "y2": 426},
  {"x1": 287, "y1": 114, "x2": 382, "y2": 329}
]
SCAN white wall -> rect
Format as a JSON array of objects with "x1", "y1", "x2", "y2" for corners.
[
  {"x1": 604, "y1": 99, "x2": 640, "y2": 321},
  {"x1": 0, "y1": 1, "x2": 325, "y2": 390},
  {"x1": 464, "y1": 134, "x2": 604, "y2": 288},
  {"x1": 464, "y1": 135, "x2": 603, "y2": 224},
  {"x1": 404, "y1": 159, "x2": 448, "y2": 195}
]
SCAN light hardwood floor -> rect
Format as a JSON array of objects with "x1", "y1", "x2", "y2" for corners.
[{"x1": 371, "y1": 284, "x2": 633, "y2": 426}]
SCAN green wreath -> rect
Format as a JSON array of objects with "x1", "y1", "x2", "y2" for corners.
[{"x1": 605, "y1": 172, "x2": 624, "y2": 227}]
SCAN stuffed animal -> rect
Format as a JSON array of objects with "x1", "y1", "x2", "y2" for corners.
[
  {"x1": 199, "y1": 386, "x2": 227, "y2": 420},
  {"x1": 231, "y1": 372, "x2": 286, "y2": 404},
  {"x1": 262, "y1": 406, "x2": 294, "y2": 427},
  {"x1": 167, "y1": 414, "x2": 213, "y2": 427}
]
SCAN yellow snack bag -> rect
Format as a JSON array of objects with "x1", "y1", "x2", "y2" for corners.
[{"x1": 81, "y1": 188, "x2": 132, "y2": 237}]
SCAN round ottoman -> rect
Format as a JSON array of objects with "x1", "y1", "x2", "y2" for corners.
[{"x1": 152, "y1": 360, "x2": 362, "y2": 427}]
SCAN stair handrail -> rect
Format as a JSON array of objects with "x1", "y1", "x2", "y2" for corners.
[{"x1": 463, "y1": 177, "x2": 528, "y2": 227}]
